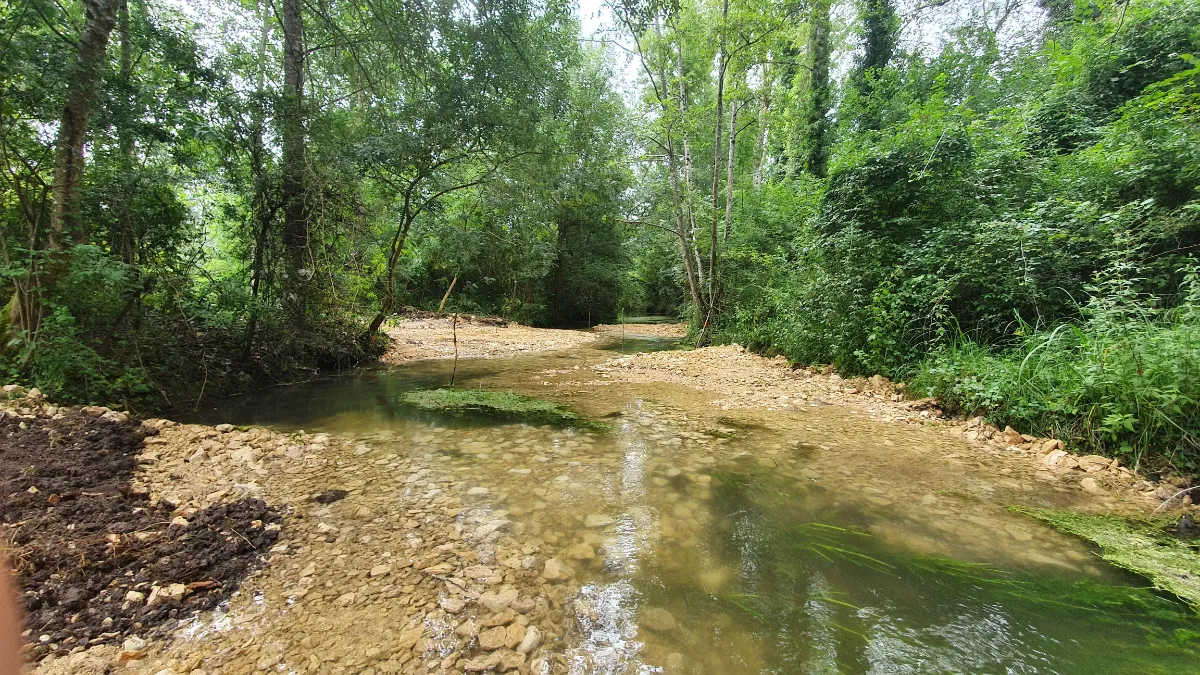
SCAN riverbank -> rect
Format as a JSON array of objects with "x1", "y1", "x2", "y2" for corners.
[
  {"x1": 572, "y1": 344, "x2": 1187, "y2": 509},
  {"x1": 6, "y1": 324, "x2": 1200, "y2": 674},
  {"x1": 381, "y1": 316, "x2": 687, "y2": 365}
]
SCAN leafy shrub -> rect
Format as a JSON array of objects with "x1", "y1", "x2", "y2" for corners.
[{"x1": 913, "y1": 264, "x2": 1200, "y2": 472}]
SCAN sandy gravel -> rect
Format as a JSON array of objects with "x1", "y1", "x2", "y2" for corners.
[
  {"x1": 591, "y1": 323, "x2": 688, "y2": 338},
  {"x1": 582, "y1": 345, "x2": 1162, "y2": 506},
  {"x1": 381, "y1": 318, "x2": 689, "y2": 365},
  {"x1": 382, "y1": 317, "x2": 600, "y2": 364}
]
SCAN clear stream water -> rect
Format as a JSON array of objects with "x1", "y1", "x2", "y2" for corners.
[{"x1": 191, "y1": 336, "x2": 1200, "y2": 675}]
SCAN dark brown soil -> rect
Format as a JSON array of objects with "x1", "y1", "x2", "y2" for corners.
[{"x1": 0, "y1": 409, "x2": 281, "y2": 660}]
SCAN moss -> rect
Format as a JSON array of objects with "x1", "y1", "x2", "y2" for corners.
[
  {"x1": 399, "y1": 388, "x2": 606, "y2": 430},
  {"x1": 1013, "y1": 507, "x2": 1200, "y2": 612}
]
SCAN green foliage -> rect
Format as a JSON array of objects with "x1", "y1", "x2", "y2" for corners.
[
  {"x1": 689, "y1": 0, "x2": 1200, "y2": 470},
  {"x1": 913, "y1": 264, "x2": 1200, "y2": 470},
  {"x1": 1, "y1": 0, "x2": 627, "y2": 408}
]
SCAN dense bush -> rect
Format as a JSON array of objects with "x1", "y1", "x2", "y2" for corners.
[
  {"x1": 914, "y1": 266, "x2": 1200, "y2": 472},
  {"x1": 704, "y1": 0, "x2": 1200, "y2": 468}
]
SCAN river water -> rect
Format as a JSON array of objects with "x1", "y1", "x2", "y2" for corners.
[{"x1": 189, "y1": 337, "x2": 1200, "y2": 675}]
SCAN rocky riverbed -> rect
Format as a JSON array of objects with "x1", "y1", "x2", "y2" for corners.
[{"x1": 7, "y1": 330, "x2": 1198, "y2": 675}]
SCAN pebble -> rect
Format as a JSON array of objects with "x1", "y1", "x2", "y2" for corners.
[
  {"x1": 481, "y1": 609, "x2": 518, "y2": 627},
  {"x1": 516, "y1": 624, "x2": 541, "y2": 654},
  {"x1": 440, "y1": 597, "x2": 467, "y2": 613},
  {"x1": 1080, "y1": 477, "x2": 1107, "y2": 494},
  {"x1": 478, "y1": 626, "x2": 507, "y2": 651},
  {"x1": 503, "y1": 623, "x2": 526, "y2": 649},
  {"x1": 481, "y1": 589, "x2": 518, "y2": 613},
  {"x1": 467, "y1": 487, "x2": 490, "y2": 496},
  {"x1": 542, "y1": 558, "x2": 574, "y2": 581}
]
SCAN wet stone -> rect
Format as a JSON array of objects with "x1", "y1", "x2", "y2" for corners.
[
  {"x1": 478, "y1": 625, "x2": 508, "y2": 651},
  {"x1": 640, "y1": 607, "x2": 677, "y2": 632},
  {"x1": 516, "y1": 625, "x2": 541, "y2": 654},
  {"x1": 314, "y1": 489, "x2": 349, "y2": 504},
  {"x1": 542, "y1": 558, "x2": 574, "y2": 581},
  {"x1": 567, "y1": 543, "x2": 595, "y2": 560},
  {"x1": 584, "y1": 514, "x2": 614, "y2": 528},
  {"x1": 481, "y1": 609, "x2": 518, "y2": 627}
]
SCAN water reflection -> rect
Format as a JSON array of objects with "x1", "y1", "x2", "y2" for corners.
[{"x1": 187, "y1": 363, "x2": 1200, "y2": 675}]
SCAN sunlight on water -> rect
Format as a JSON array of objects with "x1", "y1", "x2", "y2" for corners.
[{"x1": 189, "y1": 348, "x2": 1200, "y2": 674}]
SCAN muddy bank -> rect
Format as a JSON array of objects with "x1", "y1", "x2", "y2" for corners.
[{"x1": 0, "y1": 399, "x2": 280, "y2": 662}]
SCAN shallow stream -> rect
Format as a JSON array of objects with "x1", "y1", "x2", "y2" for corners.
[{"x1": 191, "y1": 338, "x2": 1200, "y2": 674}]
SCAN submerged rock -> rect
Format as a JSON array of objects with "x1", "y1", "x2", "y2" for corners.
[
  {"x1": 543, "y1": 558, "x2": 574, "y2": 581},
  {"x1": 584, "y1": 514, "x2": 614, "y2": 528},
  {"x1": 639, "y1": 607, "x2": 677, "y2": 632}
]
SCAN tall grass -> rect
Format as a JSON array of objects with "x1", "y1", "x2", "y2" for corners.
[{"x1": 913, "y1": 265, "x2": 1200, "y2": 472}]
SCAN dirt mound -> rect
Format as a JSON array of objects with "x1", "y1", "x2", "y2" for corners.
[{"x1": 0, "y1": 410, "x2": 281, "y2": 660}]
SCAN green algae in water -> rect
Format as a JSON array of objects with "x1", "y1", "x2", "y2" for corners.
[
  {"x1": 641, "y1": 468, "x2": 1200, "y2": 674},
  {"x1": 400, "y1": 388, "x2": 606, "y2": 430},
  {"x1": 1013, "y1": 506, "x2": 1200, "y2": 612}
]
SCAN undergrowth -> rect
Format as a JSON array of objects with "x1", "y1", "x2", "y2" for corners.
[{"x1": 912, "y1": 262, "x2": 1200, "y2": 472}]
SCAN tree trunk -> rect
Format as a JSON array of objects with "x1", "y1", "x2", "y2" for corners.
[
  {"x1": 281, "y1": 0, "x2": 309, "y2": 315},
  {"x1": 49, "y1": 0, "x2": 121, "y2": 247},
  {"x1": 665, "y1": 136, "x2": 704, "y2": 313},
  {"x1": 723, "y1": 101, "x2": 739, "y2": 245},
  {"x1": 367, "y1": 210, "x2": 415, "y2": 339},
  {"x1": 115, "y1": 0, "x2": 135, "y2": 264},
  {"x1": 802, "y1": 0, "x2": 832, "y2": 177},
  {"x1": 753, "y1": 63, "x2": 770, "y2": 188},
  {"x1": 703, "y1": 0, "x2": 729, "y2": 336},
  {"x1": 438, "y1": 275, "x2": 458, "y2": 313},
  {"x1": 9, "y1": 0, "x2": 121, "y2": 337},
  {"x1": 241, "y1": 0, "x2": 272, "y2": 361},
  {"x1": 674, "y1": 42, "x2": 704, "y2": 296}
]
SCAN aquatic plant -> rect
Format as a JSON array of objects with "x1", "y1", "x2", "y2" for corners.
[
  {"x1": 399, "y1": 388, "x2": 606, "y2": 430},
  {"x1": 1013, "y1": 507, "x2": 1200, "y2": 612}
]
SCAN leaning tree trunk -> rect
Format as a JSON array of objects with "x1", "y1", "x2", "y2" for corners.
[
  {"x1": 8, "y1": 0, "x2": 122, "y2": 338},
  {"x1": 280, "y1": 0, "x2": 309, "y2": 317},
  {"x1": 366, "y1": 207, "x2": 416, "y2": 338}
]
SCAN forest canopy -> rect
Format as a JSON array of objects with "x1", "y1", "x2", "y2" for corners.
[{"x1": 1, "y1": 0, "x2": 633, "y2": 406}]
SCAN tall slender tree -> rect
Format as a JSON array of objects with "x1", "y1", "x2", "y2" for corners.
[
  {"x1": 280, "y1": 0, "x2": 309, "y2": 315},
  {"x1": 849, "y1": 0, "x2": 898, "y2": 129},
  {"x1": 799, "y1": 0, "x2": 832, "y2": 177},
  {"x1": 8, "y1": 0, "x2": 123, "y2": 336}
]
